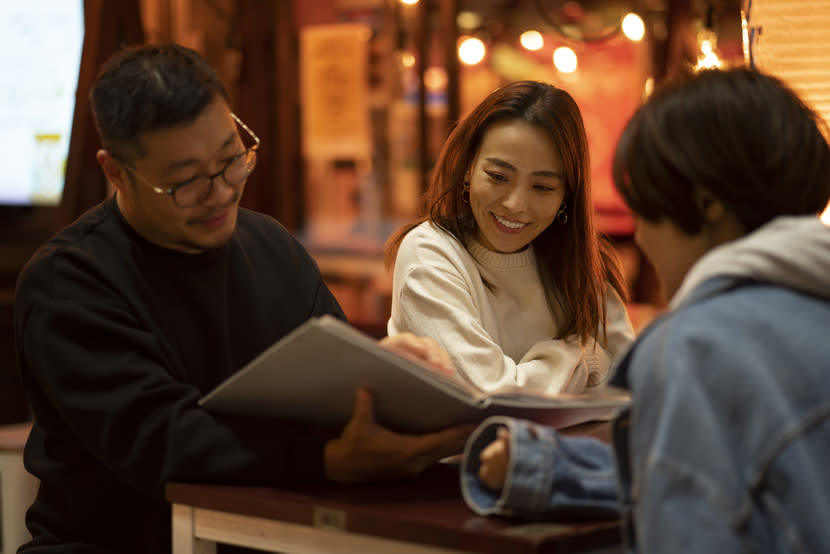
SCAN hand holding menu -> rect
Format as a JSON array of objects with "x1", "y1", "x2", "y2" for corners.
[{"x1": 200, "y1": 315, "x2": 630, "y2": 433}]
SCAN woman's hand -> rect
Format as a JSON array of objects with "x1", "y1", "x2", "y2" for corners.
[{"x1": 378, "y1": 333, "x2": 455, "y2": 375}]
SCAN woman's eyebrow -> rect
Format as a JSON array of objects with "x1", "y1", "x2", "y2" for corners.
[{"x1": 484, "y1": 157, "x2": 563, "y2": 179}]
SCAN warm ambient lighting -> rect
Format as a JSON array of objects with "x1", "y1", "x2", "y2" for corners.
[
  {"x1": 822, "y1": 203, "x2": 830, "y2": 226},
  {"x1": 456, "y1": 11, "x2": 482, "y2": 31},
  {"x1": 458, "y1": 36, "x2": 486, "y2": 65},
  {"x1": 644, "y1": 77, "x2": 654, "y2": 98},
  {"x1": 621, "y1": 13, "x2": 645, "y2": 42},
  {"x1": 399, "y1": 0, "x2": 419, "y2": 5},
  {"x1": 695, "y1": 30, "x2": 723, "y2": 70},
  {"x1": 553, "y1": 46, "x2": 578, "y2": 73},
  {"x1": 424, "y1": 66, "x2": 447, "y2": 91},
  {"x1": 519, "y1": 30, "x2": 544, "y2": 51},
  {"x1": 401, "y1": 51, "x2": 415, "y2": 68}
]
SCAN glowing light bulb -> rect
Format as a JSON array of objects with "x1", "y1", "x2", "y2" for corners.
[
  {"x1": 622, "y1": 13, "x2": 645, "y2": 42},
  {"x1": 457, "y1": 11, "x2": 482, "y2": 31},
  {"x1": 458, "y1": 37, "x2": 486, "y2": 65},
  {"x1": 424, "y1": 66, "x2": 447, "y2": 91},
  {"x1": 553, "y1": 46, "x2": 578, "y2": 73},
  {"x1": 695, "y1": 30, "x2": 723, "y2": 70},
  {"x1": 520, "y1": 30, "x2": 544, "y2": 51}
]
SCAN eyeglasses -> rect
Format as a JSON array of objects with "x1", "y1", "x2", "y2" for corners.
[{"x1": 118, "y1": 113, "x2": 260, "y2": 209}]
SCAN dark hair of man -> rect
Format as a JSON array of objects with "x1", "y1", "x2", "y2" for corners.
[
  {"x1": 613, "y1": 66, "x2": 830, "y2": 235},
  {"x1": 89, "y1": 43, "x2": 229, "y2": 162},
  {"x1": 386, "y1": 80, "x2": 628, "y2": 346}
]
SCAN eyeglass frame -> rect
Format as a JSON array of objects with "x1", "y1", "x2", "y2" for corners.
[{"x1": 113, "y1": 113, "x2": 260, "y2": 208}]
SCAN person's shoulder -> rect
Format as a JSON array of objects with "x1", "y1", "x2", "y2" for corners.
[
  {"x1": 237, "y1": 207, "x2": 288, "y2": 232},
  {"x1": 15, "y1": 201, "x2": 119, "y2": 311},
  {"x1": 236, "y1": 208, "x2": 298, "y2": 243},
  {"x1": 668, "y1": 280, "x2": 795, "y2": 337},
  {"x1": 19, "y1": 201, "x2": 113, "y2": 277},
  {"x1": 398, "y1": 221, "x2": 468, "y2": 261},
  {"x1": 627, "y1": 281, "x2": 830, "y2": 446},
  {"x1": 234, "y1": 207, "x2": 317, "y2": 262},
  {"x1": 628, "y1": 279, "x2": 803, "y2": 388}
]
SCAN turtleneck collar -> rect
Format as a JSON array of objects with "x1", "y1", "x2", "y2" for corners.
[
  {"x1": 467, "y1": 236, "x2": 535, "y2": 269},
  {"x1": 109, "y1": 195, "x2": 230, "y2": 267}
]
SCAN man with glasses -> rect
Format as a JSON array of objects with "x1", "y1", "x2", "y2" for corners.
[{"x1": 14, "y1": 43, "x2": 471, "y2": 553}]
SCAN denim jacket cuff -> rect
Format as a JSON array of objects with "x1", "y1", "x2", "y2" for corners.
[
  {"x1": 461, "y1": 416, "x2": 555, "y2": 516},
  {"x1": 461, "y1": 416, "x2": 620, "y2": 520},
  {"x1": 501, "y1": 419, "x2": 557, "y2": 512}
]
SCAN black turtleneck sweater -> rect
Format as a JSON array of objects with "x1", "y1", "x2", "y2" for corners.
[{"x1": 14, "y1": 197, "x2": 345, "y2": 553}]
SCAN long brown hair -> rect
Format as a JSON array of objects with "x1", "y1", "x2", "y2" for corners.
[{"x1": 386, "y1": 80, "x2": 627, "y2": 345}]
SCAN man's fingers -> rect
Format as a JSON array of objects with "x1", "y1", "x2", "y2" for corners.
[
  {"x1": 418, "y1": 424, "x2": 476, "y2": 460},
  {"x1": 349, "y1": 387, "x2": 375, "y2": 427}
]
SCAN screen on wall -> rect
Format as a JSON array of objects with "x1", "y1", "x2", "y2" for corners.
[{"x1": 0, "y1": 1, "x2": 85, "y2": 207}]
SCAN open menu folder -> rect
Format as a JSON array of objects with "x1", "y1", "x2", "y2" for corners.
[{"x1": 200, "y1": 315, "x2": 630, "y2": 434}]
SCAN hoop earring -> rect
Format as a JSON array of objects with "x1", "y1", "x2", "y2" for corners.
[
  {"x1": 462, "y1": 182, "x2": 470, "y2": 204},
  {"x1": 557, "y1": 201, "x2": 568, "y2": 224}
]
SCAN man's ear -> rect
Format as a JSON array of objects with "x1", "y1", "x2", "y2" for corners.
[{"x1": 96, "y1": 149, "x2": 130, "y2": 192}]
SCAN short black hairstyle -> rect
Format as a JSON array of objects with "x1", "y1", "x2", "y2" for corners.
[
  {"x1": 613, "y1": 67, "x2": 830, "y2": 234},
  {"x1": 90, "y1": 43, "x2": 229, "y2": 161}
]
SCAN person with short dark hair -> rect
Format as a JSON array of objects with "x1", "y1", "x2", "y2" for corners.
[
  {"x1": 14, "y1": 43, "x2": 471, "y2": 553},
  {"x1": 461, "y1": 67, "x2": 830, "y2": 553},
  {"x1": 385, "y1": 80, "x2": 635, "y2": 395}
]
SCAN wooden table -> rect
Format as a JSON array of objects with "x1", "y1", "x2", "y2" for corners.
[
  {"x1": 0, "y1": 421, "x2": 38, "y2": 554},
  {"x1": 167, "y1": 463, "x2": 622, "y2": 554}
]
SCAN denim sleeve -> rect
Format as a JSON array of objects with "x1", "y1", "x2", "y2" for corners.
[{"x1": 460, "y1": 416, "x2": 620, "y2": 520}]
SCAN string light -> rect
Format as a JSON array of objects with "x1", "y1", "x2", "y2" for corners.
[
  {"x1": 519, "y1": 30, "x2": 544, "y2": 51},
  {"x1": 621, "y1": 13, "x2": 645, "y2": 42},
  {"x1": 695, "y1": 30, "x2": 723, "y2": 70},
  {"x1": 458, "y1": 36, "x2": 486, "y2": 65},
  {"x1": 553, "y1": 46, "x2": 578, "y2": 73}
]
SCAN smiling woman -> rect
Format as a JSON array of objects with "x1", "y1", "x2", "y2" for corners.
[
  {"x1": 384, "y1": 80, "x2": 634, "y2": 395},
  {"x1": 467, "y1": 119, "x2": 566, "y2": 253}
]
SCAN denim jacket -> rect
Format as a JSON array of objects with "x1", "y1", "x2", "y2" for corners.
[{"x1": 461, "y1": 216, "x2": 830, "y2": 553}]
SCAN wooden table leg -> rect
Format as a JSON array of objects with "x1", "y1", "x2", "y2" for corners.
[{"x1": 172, "y1": 503, "x2": 217, "y2": 554}]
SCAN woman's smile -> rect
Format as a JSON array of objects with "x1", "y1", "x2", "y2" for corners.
[
  {"x1": 492, "y1": 213, "x2": 529, "y2": 232},
  {"x1": 469, "y1": 120, "x2": 565, "y2": 253}
]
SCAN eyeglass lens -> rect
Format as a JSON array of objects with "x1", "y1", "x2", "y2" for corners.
[{"x1": 173, "y1": 150, "x2": 257, "y2": 208}]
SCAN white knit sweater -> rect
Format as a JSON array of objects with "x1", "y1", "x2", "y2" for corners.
[{"x1": 388, "y1": 221, "x2": 635, "y2": 394}]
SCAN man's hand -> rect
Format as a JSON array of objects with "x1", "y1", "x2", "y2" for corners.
[
  {"x1": 478, "y1": 426, "x2": 510, "y2": 492},
  {"x1": 378, "y1": 333, "x2": 455, "y2": 375},
  {"x1": 324, "y1": 388, "x2": 474, "y2": 483}
]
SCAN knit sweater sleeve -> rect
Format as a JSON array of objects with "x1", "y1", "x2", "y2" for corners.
[
  {"x1": 580, "y1": 285, "x2": 636, "y2": 387},
  {"x1": 389, "y1": 224, "x2": 627, "y2": 394}
]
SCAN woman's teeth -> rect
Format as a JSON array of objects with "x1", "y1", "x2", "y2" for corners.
[{"x1": 495, "y1": 215, "x2": 526, "y2": 229}]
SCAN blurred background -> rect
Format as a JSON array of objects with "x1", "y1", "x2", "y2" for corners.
[{"x1": 2, "y1": 0, "x2": 828, "y2": 424}]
